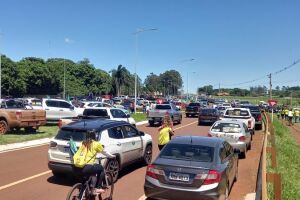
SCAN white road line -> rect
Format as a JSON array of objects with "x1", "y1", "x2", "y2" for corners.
[
  {"x1": 137, "y1": 120, "x2": 198, "y2": 200},
  {"x1": 0, "y1": 170, "x2": 52, "y2": 191}
]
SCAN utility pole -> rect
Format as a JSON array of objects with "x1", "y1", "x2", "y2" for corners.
[{"x1": 268, "y1": 73, "x2": 272, "y2": 100}]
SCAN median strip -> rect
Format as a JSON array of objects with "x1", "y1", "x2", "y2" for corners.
[{"x1": 0, "y1": 170, "x2": 52, "y2": 191}]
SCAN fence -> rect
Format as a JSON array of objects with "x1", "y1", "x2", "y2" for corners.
[{"x1": 258, "y1": 111, "x2": 282, "y2": 200}]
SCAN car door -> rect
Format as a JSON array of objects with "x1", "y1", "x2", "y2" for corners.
[
  {"x1": 44, "y1": 100, "x2": 61, "y2": 120},
  {"x1": 58, "y1": 101, "x2": 77, "y2": 119},
  {"x1": 224, "y1": 142, "x2": 236, "y2": 186},
  {"x1": 107, "y1": 126, "x2": 136, "y2": 164},
  {"x1": 122, "y1": 125, "x2": 143, "y2": 161}
]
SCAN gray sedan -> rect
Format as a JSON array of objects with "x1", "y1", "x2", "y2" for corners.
[{"x1": 144, "y1": 136, "x2": 239, "y2": 200}]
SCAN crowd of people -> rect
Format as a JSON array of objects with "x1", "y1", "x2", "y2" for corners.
[{"x1": 277, "y1": 107, "x2": 300, "y2": 125}]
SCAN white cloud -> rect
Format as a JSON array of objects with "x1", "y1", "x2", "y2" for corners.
[{"x1": 64, "y1": 37, "x2": 74, "y2": 44}]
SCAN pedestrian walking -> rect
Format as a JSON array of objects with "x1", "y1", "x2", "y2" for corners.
[
  {"x1": 288, "y1": 109, "x2": 294, "y2": 126},
  {"x1": 280, "y1": 108, "x2": 285, "y2": 120},
  {"x1": 284, "y1": 108, "x2": 289, "y2": 120},
  {"x1": 158, "y1": 114, "x2": 174, "y2": 151}
]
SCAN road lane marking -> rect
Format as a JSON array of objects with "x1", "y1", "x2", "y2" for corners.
[
  {"x1": 138, "y1": 120, "x2": 198, "y2": 200},
  {"x1": 0, "y1": 170, "x2": 51, "y2": 191},
  {"x1": 174, "y1": 121, "x2": 198, "y2": 131}
]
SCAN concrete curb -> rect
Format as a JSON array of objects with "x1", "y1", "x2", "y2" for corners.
[{"x1": 0, "y1": 120, "x2": 149, "y2": 153}]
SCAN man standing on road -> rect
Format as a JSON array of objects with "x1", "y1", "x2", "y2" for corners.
[
  {"x1": 281, "y1": 108, "x2": 285, "y2": 120},
  {"x1": 288, "y1": 109, "x2": 294, "y2": 126},
  {"x1": 284, "y1": 108, "x2": 289, "y2": 120}
]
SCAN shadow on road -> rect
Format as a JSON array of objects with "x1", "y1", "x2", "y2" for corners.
[
  {"x1": 118, "y1": 162, "x2": 146, "y2": 180},
  {"x1": 47, "y1": 175, "x2": 77, "y2": 186}
]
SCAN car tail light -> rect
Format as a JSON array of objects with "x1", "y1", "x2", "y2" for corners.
[
  {"x1": 258, "y1": 114, "x2": 262, "y2": 121},
  {"x1": 16, "y1": 111, "x2": 22, "y2": 120},
  {"x1": 248, "y1": 120, "x2": 251, "y2": 128},
  {"x1": 146, "y1": 164, "x2": 165, "y2": 180},
  {"x1": 239, "y1": 136, "x2": 246, "y2": 141},
  {"x1": 58, "y1": 119, "x2": 63, "y2": 128},
  {"x1": 50, "y1": 141, "x2": 57, "y2": 148},
  {"x1": 203, "y1": 170, "x2": 222, "y2": 185},
  {"x1": 208, "y1": 133, "x2": 212, "y2": 137}
]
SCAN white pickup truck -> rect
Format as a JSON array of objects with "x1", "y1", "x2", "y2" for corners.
[
  {"x1": 147, "y1": 104, "x2": 182, "y2": 126},
  {"x1": 220, "y1": 108, "x2": 256, "y2": 134}
]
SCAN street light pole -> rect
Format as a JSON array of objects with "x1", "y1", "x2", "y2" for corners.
[{"x1": 133, "y1": 28, "x2": 158, "y2": 113}]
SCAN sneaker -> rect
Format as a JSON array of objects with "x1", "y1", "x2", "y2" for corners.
[{"x1": 93, "y1": 188, "x2": 105, "y2": 194}]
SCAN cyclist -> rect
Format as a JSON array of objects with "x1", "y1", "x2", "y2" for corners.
[{"x1": 74, "y1": 130, "x2": 115, "y2": 194}]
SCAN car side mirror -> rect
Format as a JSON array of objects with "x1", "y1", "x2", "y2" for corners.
[
  {"x1": 126, "y1": 114, "x2": 131, "y2": 118},
  {"x1": 234, "y1": 148, "x2": 240, "y2": 154},
  {"x1": 139, "y1": 131, "x2": 145, "y2": 136}
]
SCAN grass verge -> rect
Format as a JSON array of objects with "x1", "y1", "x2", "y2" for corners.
[
  {"x1": 267, "y1": 118, "x2": 300, "y2": 200},
  {"x1": 131, "y1": 112, "x2": 147, "y2": 122},
  {"x1": 0, "y1": 125, "x2": 59, "y2": 145}
]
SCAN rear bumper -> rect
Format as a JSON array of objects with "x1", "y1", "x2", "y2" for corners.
[
  {"x1": 229, "y1": 142, "x2": 247, "y2": 153},
  {"x1": 13, "y1": 120, "x2": 47, "y2": 128},
  {"x1": 48, "y1": 161, "x2": 76, "y2": 174},
  {"x1": 144, "y1": 178, "x2": 222, "y2": 200},
  {"x1": 148, "y1": 117, "x2": 163, "y2": 123},
  {"x1": 186, "y1": 111, "x2": 199, "y2": 115}
]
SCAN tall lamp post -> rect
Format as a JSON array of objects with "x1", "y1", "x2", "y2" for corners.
[{"x1": 133, "y1": 28, "x2": 158, "y2": 113}]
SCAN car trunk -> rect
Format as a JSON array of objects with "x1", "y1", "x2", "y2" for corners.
[{"x1": 153, "y1": 158, "x2": 212, "y2": 189}]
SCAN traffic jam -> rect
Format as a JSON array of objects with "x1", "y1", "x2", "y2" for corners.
[{"x1": 0, "y1": 96, "x2": 265, "y2": 200}]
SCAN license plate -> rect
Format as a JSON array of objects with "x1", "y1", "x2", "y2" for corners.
[
  {"x1": 169, "y1": 172, "x2": 189, "y2": 182},
  {"x1": 64, "y1": 147, "x2": 70, "y2": 153}
]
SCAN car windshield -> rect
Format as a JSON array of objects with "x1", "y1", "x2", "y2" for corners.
[
  {"x1": 211, "y1": 122, "x2": 242, "y2": 133},
  {"x1": 242, "y1": 106, "x2": 260, "y2": 112},
  {"x1": 160, "y1": 143, "x2": 214, "y2": 162},
  {"x1": 225, "y1": 109, "x2": 249, "y2": 117},
  {"x1": 156, "y1": 105, "x2": 171, "y2": 110},
  {"x1": 55, "y1": 129, "x2": 101, "y2": 141}
]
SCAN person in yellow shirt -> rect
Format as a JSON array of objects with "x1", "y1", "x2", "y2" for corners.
[
  {"x1": 294, "y1": 109, "x2": 300, "y2": 123},
  {"x1": 158, "y1": 114, "x2": 174, "y2": 151},
  {"x1": 284, "y1": 108, "x2": 289, "y2": 120},
  {"x1": 280, "y1": 108, "x2": 285, "y2": 120},
  {"x1": 74, "y1": 130, "x2": 115, "y2": 193}
]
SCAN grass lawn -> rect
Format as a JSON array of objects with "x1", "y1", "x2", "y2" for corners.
[
  {"x1": 0, "y1": 125, "x2": 59, "y2": 145},
  {"x1": 267, "y1": 118, "x2": 300, "y2": 199},
  {"x1": 131, "y1": 112, "x2": 147, "y2": 122}
]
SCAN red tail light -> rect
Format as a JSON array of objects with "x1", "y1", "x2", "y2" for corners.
[
  {"x1": 248, "y1": 120, "x2": 251, "y2": 128},
  {"x1": 239, "y1": 136, "x2": 246, "y2": 141},
  {"x1": 58, "y1": 119, "x2": 63, "y2": 128},
  {"x1": 16, "y1": 111, "x2": 22, "y2": 120},
  {"x1": 258, "y1": 114, "x2": 262, "y2": 121},
  {"x1": 146, "y1": 164, "x2": 165, "y2": 180},
  {"x1": 203, "y1": 170, "x2": 222, "y2": 185}
]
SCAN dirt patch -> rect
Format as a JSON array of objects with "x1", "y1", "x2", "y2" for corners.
[{"x1": 287, "y1": 124, "x2": 300, "y2": 145}]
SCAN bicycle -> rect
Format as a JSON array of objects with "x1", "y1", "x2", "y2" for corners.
[{"x1": 66, "y1": 157, "x2": 114, "y2": 200}]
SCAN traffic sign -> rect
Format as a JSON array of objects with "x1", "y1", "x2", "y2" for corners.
[{"x1": 268, "y1": 99, "x2": 278, "y2": 107}]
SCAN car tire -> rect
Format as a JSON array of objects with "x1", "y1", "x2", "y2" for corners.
[
  {"x1": 234, "y1": 162, "x2": 238, "y2": 182},
  {"x1": 0, "y1": 120, "x2": 8, "y2": 135},
  {"x1": 186, "y1": 114, "x2": 189, "y2": 118},
  {"x1": 142, "y1": 145, "x2": 152, "y2": 165},
  {"x1": 221, "y1": 183, "x2": 229, "y2": 200},
  {"x1": 198, "y1": 121, "x2": 202, "y2": 126},
  {"x1": 148, "y1": 121, "x2": 154, "y2": 127},
  {"x1": 256, "y1": 124, "x2": 262, "y2": 130},
  {"x1": 105, "y1": 159, "x2": 120, "y2": 183},
  {"x1": 239, "y1": 150, "x2": 246, "y2": 159},
  {"x1": 52, "y1": 171, "x2": 65, "y2": 178},
  {"x1": 247, "y1": 142, "x2": 252, "y2": 150},
  {"x1": 179, "y1": 115, "x2": 182, "y2": 124}
]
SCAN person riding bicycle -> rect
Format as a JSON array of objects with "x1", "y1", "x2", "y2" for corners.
[{"x1": 73, "y1": 130, "x2": 115, "y2": 194}]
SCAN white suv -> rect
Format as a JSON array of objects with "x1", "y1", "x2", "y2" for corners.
[
  {"x1": 48, "y1": 119, "x2": 152, "y2": 182},
  {"x1": 32, "y1": 98, "x2": 78, "y2": 121}
]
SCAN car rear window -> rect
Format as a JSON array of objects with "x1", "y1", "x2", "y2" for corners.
[
  {"x1": 242, "y1": 106, "x2": 260, "y2": 112},
  {"x1": 156, "y1": 105, "x2": 171, "y2": 110},
  {"x1": 189, "y1": 103, "x2": 200, "y2": 106},
  {"x1": 83, "y1": 109, "x2": 108, "y2": 116},
  {"x1": 55, "y1": 129, "x2": 101, "y2": 141},
  {"x1": 225, "y1": 109, "x2": 249, "y2": 117},
  {"x1": 200, "y1": 109, "x2": 216, "y2": 114},
  {"x1": 4, "y1": 100, "x2": 25, "y2": 108},
  {"x1": 211, "y1": 122, "x2": 241, "y2": 133},
  {"x1": 160, "y1": 143, "x2": 214, "y2": 162}
]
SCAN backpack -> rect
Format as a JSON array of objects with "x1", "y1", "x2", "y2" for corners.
[{"x1": 72, "y1": 142, "x2": 96, "y2": 168}]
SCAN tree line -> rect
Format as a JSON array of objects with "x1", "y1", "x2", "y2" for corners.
[{"x1": 0, "y1": 55, "x2": 183, "y2": 98}]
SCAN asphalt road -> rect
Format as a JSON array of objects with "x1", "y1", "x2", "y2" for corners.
[{"x1": 0, "y1": 117, "x2": 264, "y2": 200}]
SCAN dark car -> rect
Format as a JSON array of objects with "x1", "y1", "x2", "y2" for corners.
[
  {"x1": 241, "y1": 105, "x2": 263, "y2": 130},
  {"x1": 198, "y1": 108, "x2": 220, "y2": 125},
  {"x1": 144, "y1": 136, "x2": 239, "y2": 200},
  {"x1": 185, "y1": 102, "x2": 201, "y2": 117}
]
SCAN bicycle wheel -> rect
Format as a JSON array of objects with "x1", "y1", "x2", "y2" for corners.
[
  {"x1": 66, "y1": 183, "x2": 83, "y2": 200},
  {"x1": 100, "y1": 172, "x2": 114, "y2": 200}
]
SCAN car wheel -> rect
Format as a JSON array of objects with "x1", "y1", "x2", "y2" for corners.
[
  {"x1": 234, "y1": 162, "x2": 238, "y2": 182},
  {"x1": 52, "y1": 171, "x2": 65, "y2": 178},
  {"x1": 177, "y1": 116, "x2": 182, "y2": 124},
  {"x1": 256, "y1": 124, "x2": 262, "y2": 130},
  {"x1": 148, "y1": 121, "x2": 154, "y2": 127},
  {"x1": 247, "y1": 142, "x2": 252, "y2": 150},
  {"x1": 239, "y1": 150, "x2": 246, "y2": 159},
  {"x1": 0, "y1": 120, "x2": 8, "y2": 135},
  {"x1": 106, "y1": 159, "x2": 120, "y2": 183},
  {"x1": 186, "y1": 114, "x2": 189, "y2": 118},
  {"x1": 142, "y1": 145, "x2": 152, "y2": 165}
]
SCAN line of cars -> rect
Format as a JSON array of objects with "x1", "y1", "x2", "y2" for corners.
[{"x1": 143, "y1": 99, "x2": 263, "y2": 199}]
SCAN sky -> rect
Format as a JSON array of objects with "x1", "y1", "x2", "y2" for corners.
[{"x1": 0, "y1": 0, "x2": 300, "y2": 94}]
